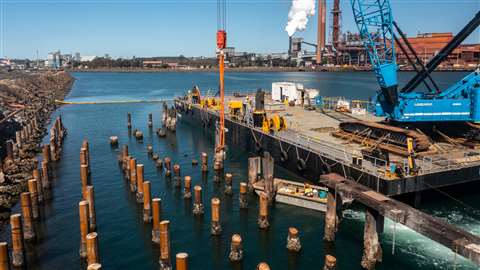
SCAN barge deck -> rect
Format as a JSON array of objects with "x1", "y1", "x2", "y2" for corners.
[{"x1": 176, "y1": 93, "x2": 480, "y2": 196}]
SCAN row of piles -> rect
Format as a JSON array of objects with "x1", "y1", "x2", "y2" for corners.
[
  {"x1": 6, "y1": 116, "x2": 65, "y2": 163},
  {"x1": 0, "y1": 116, "x2": 66, "y2": 269},
  {"x1": 119, "y1": 112, "x2": 337, "y2": 268},
  {"x1": 118, "y1": 135, "x2": 329, "y2": 269},
  {"x1": 77, "y1": 140, "x2": 102, "y2": 270},
  {"x1": 121, "y1": 145, "x2": 271, "y2": 269},
  {"x1": 126, "y1": 111, "x2": 172, "y2": 142}
]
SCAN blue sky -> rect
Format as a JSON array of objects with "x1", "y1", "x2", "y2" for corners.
[{"x1": 1, "y1": 0, "x2": 479, "y2": 59}]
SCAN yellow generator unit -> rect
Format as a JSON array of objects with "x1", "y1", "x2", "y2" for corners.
[{"x1": 228, "y1": 100, "x2": 243, "y2": 120}]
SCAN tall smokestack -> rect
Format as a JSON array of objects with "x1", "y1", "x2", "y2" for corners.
[
  {"x1": 332, "y1": 0, "x2": 341, "y2": 49},
  {"x1": 289, "y1": 36, "x2": 292, "y2": 57},
  {"x1": 316, "y1": 0, "x2": 326, "y2": 64}
]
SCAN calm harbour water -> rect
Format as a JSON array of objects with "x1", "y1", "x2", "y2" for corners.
[{"x1": 1, "y1": 71, "x2": 479, "y2": 269}]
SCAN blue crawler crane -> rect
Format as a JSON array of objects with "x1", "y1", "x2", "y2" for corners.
[{"x1": 350, "y1": 0, "x2": 480, "y2": 123}]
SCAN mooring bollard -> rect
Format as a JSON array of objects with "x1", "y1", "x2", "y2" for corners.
[
  {"x1": 323, "y1": 254, "x2": 337, "y2": 270},
  {"x1": 156, "y1": 159, "x2": 163, "y2": 169},
  {"x1": 27, "y1": 180, "x2": 39, "y2": 219},
  {"x1": 15, "y1": 130, "x2": 22, "y2": 149},
  {"x1": 86, "y1": 186, "x2": 97, "y2": 232},
  {"x1": 173, "y1": 164, "x2": 181, "y2": 188},
  {"x1": 213, "y1": 171, "x2": 221, "y2": 183},
  {"x1": 192, "y1": 186, "x2": 204, "y2": 215},
  {"x1": 191, "y1": 159, "x2": 198, "y2": 166},
  {"x1": 256, "y1": 262, "x2": 270, "y2": 270},
  {"x1": 33, "y1": 167, "x2": 44, "y2": 203},
  {"x1": 213, "y1": 160, "x2": 221, "y2": 171},
  {"x1": 228, "y1": 234, "x2": 243, "y2": 262},
  {"x1": 257, "y1": 193, "x2": 269, "y2": 229},
  {"x1": 159, "y1": 220, "x2": 171, "y2": 269},
  {"x1": 129, "y1": 158, "x2": 137, "y2": 192},
  {"x1": 42, "y1": 144, "x2": 50, "y2": 164},
  {"x1": 87, "y1": 263, "x2": 102, "y2": 270},
  {"x1": 42, "y1": 161, "x2": 50, "y2": 189},
  {"x1": 10, "y1": 214, "x2": 24, "y2": 267},
  {"x1": 80, "y1": 147, "x2": 88, "y2": 169},
  {"x1": 33, "y1": 157, "x2": 38, "y2": 171},
  {"x1": 239, "y1": 182, "x2": 248, "y2": 209},
  {"x1": 134, "y1": 130, "x2": 144, "y2": 141},
  {"x1": 147, "y1": 144, "x2": 153, "y2": 155},
  {"x1": 12, "y1": 139, "x2": 19, "y2": 158},
  {"x1": 361, "y1": 208, "x2": 382, "y2": 270},
  {"x1": 157, "y1": 128, "x2": 166, "y2": 137},
  {"x1": 5, "y1": 141, "x2": 14, "y2": 162},
  {"x1": 124, "y1": 156, "x2": 131, "y2": 179},
  {"x1": 201, "y1": 152, "x2": 208, "y2": 173},
  {"x1": 152, "y1": 153, "x2": 159, "y2": 161},
  {"x1": 324, "y1": 189, "x2": 338, "y2": 242},
  {"x1": 152, "y1": 198, "x2": 162, "y2": 244},
  {"x1": 121, "y1": 145, "x2": 128, "y2": 165},
  {"x1": 0, "y1": 242, "x2": 9, "y2": 270},
  {"x1": 248, "y1": 157, "x2": 260, "y2": 192},
  {"x1": 86, "y1": 232, "x2": 99, "y2": 266},
  {"x1": 110, "y1": 136, "x2": 119, "y2": 146},
  {"x1": 213, "y1": 152, "x2": 224, "y2": 171},
  {"x1": 286, "y1": 227, "x2": 301, "y2": 252},
  {"x1": 148, "y1": 113, "x2": 153, "y2": 128},
  {"x1": 224, "y1": 173, "x2": 233, "y2": 195},
  {"x1": 79, "y1": 200, "x2": 90, "y2": 258},
  {"x1": 136, "y1": 164, "x2": 144, "y2": 203},
  {"x1": 81, "y1": 164, "x2": 89, "y2": 199},
  {"x1": 20, "y1": 128, "x2": 26, "y2": 144},
  {"x1": 26, "y1": 123, "x2": 32, "y2": 139},
  {"x1": 20, "y1": 192, "x2": 35, "y2": 241},
  {"x1": 143, "y1": 182, "x2": 152, "y2": 222},
  {"x1": 176, "y1": 253, "x2": 188, "y2": 270},
  {"x1": 127, "y1": 113, "x2": 132, "y2": 129},
  {"x1": 164, "y1": 157, "x2": 171, "y2": 177},
  {"x1": 183, "y1": 176, "x2": 192, "y2": 199},
  {"x1": 211, "y1": 198, "x2": 222, "y2": 235}
]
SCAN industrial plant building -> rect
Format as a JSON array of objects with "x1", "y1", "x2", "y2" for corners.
[{"x1": 288, "y1": 0, "x2": 479, "y2": 69}]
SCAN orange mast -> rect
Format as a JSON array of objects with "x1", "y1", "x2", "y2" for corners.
[
  {"x1": 217, "y1": 51, "x2": 225, "y2": 152},
  {"x1": 216, "y1": 0, "x2": 226, "y2": 153}
]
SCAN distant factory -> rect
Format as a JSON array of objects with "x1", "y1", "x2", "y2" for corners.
[
  {"x1": 289, "y1": 0, "x2": 479, "y2": 69},
  {"x1": 288, "y1": 0, "x2": 368, "y2": 67},
  {"x1": 396, "y1": 32, "x2": 480, "y2": 68}
]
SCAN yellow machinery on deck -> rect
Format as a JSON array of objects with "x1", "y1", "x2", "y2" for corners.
[
  {"x1": 262, "y1": 114, "x2": 287, "y2": 133},
  {"x1": 228, "y1": 100, "x2": 243, "y2": 120}
]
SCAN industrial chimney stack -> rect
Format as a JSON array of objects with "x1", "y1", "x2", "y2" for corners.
[
  {"x1": 332, "y1": 0, "x2": 341, "y2": 50},
  {"x1": 316, "y1": 0, "x2": 326, "y2": 65}
]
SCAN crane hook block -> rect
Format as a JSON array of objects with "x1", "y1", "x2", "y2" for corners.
[{"x1": 217, "y1": 30, "x2": 227, "y2": 49}]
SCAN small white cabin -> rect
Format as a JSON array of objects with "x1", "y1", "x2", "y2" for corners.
[{"x1": 271, "y1": 82, "x2": 304, "y2": 103}]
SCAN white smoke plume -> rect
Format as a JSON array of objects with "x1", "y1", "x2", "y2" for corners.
[{"x1": 285, "y1": 0, "x2": 316, "y2": 37}]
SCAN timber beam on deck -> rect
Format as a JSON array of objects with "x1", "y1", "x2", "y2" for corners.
[{"x1": 320, "y1": 173, "x2": 480, "y2": 265}]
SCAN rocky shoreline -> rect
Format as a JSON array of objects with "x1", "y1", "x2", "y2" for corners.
[{"x1": 0, "y1": 71, "x2": 74, "y2": 220}]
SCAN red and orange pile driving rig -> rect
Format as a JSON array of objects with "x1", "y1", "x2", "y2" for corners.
[{"x1": 214, "y1": 0, "x2": 227, "y2": 170}]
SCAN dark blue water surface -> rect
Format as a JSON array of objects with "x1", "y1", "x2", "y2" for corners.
[{"x1": 2, "y1": 71, "x2": 478, "y2": 270}]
